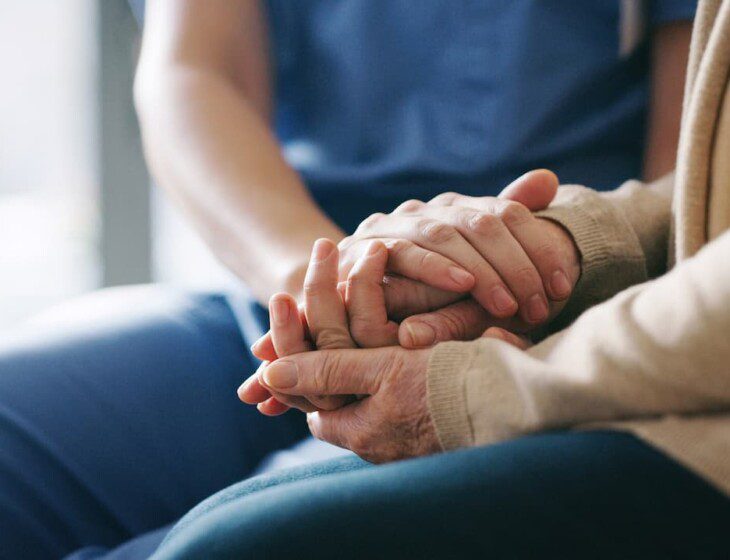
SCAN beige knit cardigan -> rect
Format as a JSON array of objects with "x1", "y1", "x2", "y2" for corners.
[{"x1": 426, "y1": 0, "x2": 730, "y2": 495}]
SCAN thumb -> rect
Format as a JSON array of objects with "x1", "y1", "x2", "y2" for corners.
[
  {"x1": 498, "y1": 169, "x2": 558, "y2": 211},
  {"x1": 261, "y1": 348, "x2": 391, "y2": 396}
]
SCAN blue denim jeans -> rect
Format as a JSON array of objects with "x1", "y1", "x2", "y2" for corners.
[
  {"x1": 0, "y1": 287, "x2": 308, "y2": 559},
  {"x1": 154, "y1": 432, "x2": 730, "y2": 559},
  {"x1": 0, "y1": 287, "x2": 727, "y2": 559}
]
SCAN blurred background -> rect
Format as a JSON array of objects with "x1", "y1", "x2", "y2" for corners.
[{"x1": 0, "y1": 0, "x2": 226, "y2": 329}]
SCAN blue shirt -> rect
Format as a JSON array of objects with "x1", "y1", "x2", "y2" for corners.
[{"x1": 130, "y1": 1, "x2": 696, "y2": 233}]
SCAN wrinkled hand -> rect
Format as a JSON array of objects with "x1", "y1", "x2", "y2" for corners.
[
  {"x1": 260, "y1": 344, "x2": 438, "y2": 462},
  {"x1": 256, "y1": 325, "x2": 531, "y2": 463}
]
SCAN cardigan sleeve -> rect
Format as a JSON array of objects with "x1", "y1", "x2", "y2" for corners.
[
  {"x1": 427, "y1": 229, "x2": 730, "y2": 450},
  {"x1": 534, "y1": 173, "x2": 674, "y2": 330}
]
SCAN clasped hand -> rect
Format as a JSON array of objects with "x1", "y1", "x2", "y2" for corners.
[{"x1": 238, "y1": 170, "x2": 578, "y2": 462}]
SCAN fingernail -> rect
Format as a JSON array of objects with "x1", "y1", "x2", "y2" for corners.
[
  {"x1": 263, "y1": 361, "x2": 298, "y2": 389},
  {"x1": 271, "y1": 298, "x2": 290, "y2": 326},
  {"x1": 312, "y1": 239, "x2": 334, "y2": 262},
  {"x1": 237, "y1": 376, "x2": 254, "y2": 400},
  {"x1": 250, "y1": 340, "x2": 262, "y2": 355},
  {"x1": 490, "y1": 286, "x2": 517, "y2": 314},
  {"x1": 550, "y1": 270, "x2": 572, "y2": 298},
  {"x1": 527, "y1": 294, "x2": 549, "y2": 323},
  {"x1": 448, "y1": 267, "x2": 474, "y2": 288},
  {"x1": 404, "y1": 322, "x2": 436, "y2": 347}
]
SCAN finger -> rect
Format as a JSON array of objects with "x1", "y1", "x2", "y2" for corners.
[
  {"x1": 383, "y1": 238, "x2": 474, "y2": 292},
  {"x1": 307, "y1": 404, "x2": 368, "y2": 451},
  {"x1": 256, "y1": 392, "x2": 320, "y2": 415},
  {"x1": 307, "y1": 410, "x2": 348, "y2": 449},
  {"x1": 427, "y1": 188, "x2": 568, "y2": 306},
  {"x1": 304, "y1": 239, "x2": 356, "y2": 350},
  {"x1": 339, "y1": 237, "x2": 473, "y2": 294},
  {"x1": 256, "y1": 397, "x2": 292, "y2": 416},
  {"x1": 356, "y1": 215, "x2": 518, "y2": 319},
  {"x1": 270, "y1": 287, "x2": 347, "y2": 412},
  {"x1": 238, "y1": 362, "x2": 312, "y2": 413},
  {"x1": 257, "y1": 382, "x2": 319, "y2": 413},
  {"x1": 501, "y1": 211, "x2": 575, "y2": 301},
  {"x1": 398, "y1": 299, "x2": 493, "y2": 348},
  {"x1": 382, "y1": 275, "x2": 464, "y2": 321},
  {"x1": 269, "y1": 293, "x2": 312, "y2": 356},
  {"x1": 411, "y1": 205, "x2": 548, "y2": 325},
  {"x1": 346, "y1": 241, "x2": 399, "y2": 347},
  {"x1": 451, "y1": 204, "x2": 550, "y2": 325},
  {"x1": 250, "y1": 332, "x2": 277, "y2": 362},
  {"x1": 498, "y1": 169, "x2": 558, "y2": 210},
  {"x1": 262, "y1": 348, "x2": 394, "y2": 396},
  {"x1": 481, "y1": 326, "x2": 533, "y2": 350},
  {"x1": 238, "y1": 362, "x2": 274, "y2": 404}
]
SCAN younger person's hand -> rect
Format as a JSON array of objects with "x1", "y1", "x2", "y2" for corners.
[{"x1": 339, "y1": 169, "x2": 579, "y2": 327}]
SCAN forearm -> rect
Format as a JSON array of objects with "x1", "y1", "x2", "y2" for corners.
[
  {"x1": 429, "y1": 230, "x2": 730, "y2": 449},
  {"x1": 135, "y1": 67, "x2": 343, "y2": 302}
]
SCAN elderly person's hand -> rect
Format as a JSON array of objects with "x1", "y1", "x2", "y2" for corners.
[{"x1": 257, "y1": 326, "x2": 530, "y2": 462}]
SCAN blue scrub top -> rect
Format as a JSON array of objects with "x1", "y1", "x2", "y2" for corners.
[{"x1": 130, "y1": 0, "x2": 696, "y2": 233}]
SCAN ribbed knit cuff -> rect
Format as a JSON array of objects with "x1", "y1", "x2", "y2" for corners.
[
  {"x1": 426, "y1": 341, "x2": 476, "y2": 451},
  {"x1": 536, "y1": 185, "x2": 648, "y2": 329}
]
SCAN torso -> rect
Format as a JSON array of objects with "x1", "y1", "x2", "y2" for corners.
[{"x1": 264, "y1": 0, "x2": 688, "y2": 230}]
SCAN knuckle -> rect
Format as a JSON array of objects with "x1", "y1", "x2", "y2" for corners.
[
  {"x1": 302, "y1": 281, "x2": 329, "y2": 297},
  {"x1": 337, "y1": 236, "x2": 355, "y2": 251},
  {"x1": 419, "y1": 220, "x2": 457, "y2": 244},
  {"x1": 428, "y1": 192, "x2": 458, "y2": 206},
  {"x1": 419, "y1": 250, "x2": 442, "y2": 271},
  {"x1": 313, "y1": 355, "x2": 336, "y2": 391},
  {"x1": 384, "y1": 238, "x2": 412, "y2": 259},
  {"x1": 344, "y1": 273, "x2": 374, "y2": 293},
  {"x1": 315, "y1": 328, "x2": 352, "y2": 350},
  {"x1": 434, "y1": 310, "x2": 470, "y2": 340},
  {"x1": 467, "y1": 212, "x2": 500, "y2": 235},
  {"x1": 510, "y1": 266, "x2": 541, "y2": 292},
  {"x1": 498, "y1": 201, "x2": 532, "y2": 227},
  {"x1": 534, "y1": 241, "x2": 561, "y2": 266},
  {"x1": 356, "y1": 212, "x2": 386, "y2": 233},
  {"x1": 470, "y1": 259, "x2": 495, "y2": 280},
  {"x1": 395, "y1": 199, "x2": 425, "y2": 213}
]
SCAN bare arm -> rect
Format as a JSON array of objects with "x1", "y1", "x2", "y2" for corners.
[
  {"x1": 134, "y1": 0, "x2": 344, "y2": 303},
  {"x1": 643, "y1": 21, "x2": 692, "y2": 181}
]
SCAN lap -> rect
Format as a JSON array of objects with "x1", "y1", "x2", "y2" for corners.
[
  {"x1": 154, "y1": 431, "x2": 730, "y2": 560},
  {"x1": 0, "y1": 286, "x2": 308, "y2": 559}
]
